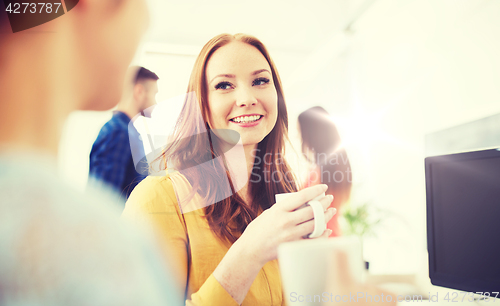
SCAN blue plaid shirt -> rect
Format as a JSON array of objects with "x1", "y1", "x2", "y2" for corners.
[{"x1": 89, "y1": 111, "x2": 147, "y2": 201}]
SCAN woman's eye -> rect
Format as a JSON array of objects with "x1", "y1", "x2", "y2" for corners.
[
  {"x1": 253, "y1": 77, "x2": 270, "y2": 86},
  {"x1": 215, "y1": 81, "x2": 233, "y2": 90}
]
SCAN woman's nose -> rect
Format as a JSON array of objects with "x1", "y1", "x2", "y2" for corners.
[{"x1": 235, "y1": 86, "x2": 257, "y2": 107}]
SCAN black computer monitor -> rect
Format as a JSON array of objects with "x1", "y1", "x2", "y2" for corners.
[{"x1": 425, "y1": 148, "x2": 500, "y2": 294}]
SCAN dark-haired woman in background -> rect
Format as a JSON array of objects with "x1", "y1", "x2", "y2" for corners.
[{"x1": 298, "y1": 106, "x2": 352, "y2": 237}]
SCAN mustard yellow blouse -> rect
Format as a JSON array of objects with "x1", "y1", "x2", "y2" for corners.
[{"x1": 121, "y1": 172, "x2": 284, "y2": 305}]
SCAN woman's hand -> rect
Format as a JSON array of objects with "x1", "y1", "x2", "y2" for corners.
[
  {"x1": 213, "y1": 184, "x2": 335, "y2": 304},
  {"x1": 239, "y1": 184, "x2": 337, "y2": 267}
]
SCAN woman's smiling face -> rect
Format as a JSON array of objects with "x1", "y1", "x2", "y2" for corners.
[{"x1": 205, "y1": 41, "x2": 278, "y2": 149}]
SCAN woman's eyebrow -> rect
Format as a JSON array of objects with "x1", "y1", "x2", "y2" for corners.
[
  {"x1": 252, "y1": 69, "x2": 271, "y2": 75},
  {"x1": 209, "y1": 74, "x2": 235, "y2": 84},
  {"x1": 209, "y1": 69, "x2": 270, "y2": 84}
]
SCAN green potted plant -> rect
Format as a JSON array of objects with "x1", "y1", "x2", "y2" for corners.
[{"x1": 340, "y1": 202, "x2": 382, "y2": 270}]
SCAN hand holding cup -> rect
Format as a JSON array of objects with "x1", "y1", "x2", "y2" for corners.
[
  {"x1": 238, "y1": 184, "x2": 336, "y2": 267},
  {"x1": 275, "y1": 191, "x2": 330, "y2": 238}
]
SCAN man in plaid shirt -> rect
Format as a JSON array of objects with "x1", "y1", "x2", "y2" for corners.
[{"x1": 89, "y1": 67, "x2": 159, "y2": 202}]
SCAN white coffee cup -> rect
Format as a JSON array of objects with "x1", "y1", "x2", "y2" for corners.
[
  {"x1": 278, "y1": 237, "x2": 364, "y2": 305},
  {"x1": 275, "y1": 192, "x2": 326, "y2": 238}
]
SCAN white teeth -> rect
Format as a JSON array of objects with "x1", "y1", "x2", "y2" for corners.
[{"x1": 232, "y1": 115, "x2": 261, "y2": 123}]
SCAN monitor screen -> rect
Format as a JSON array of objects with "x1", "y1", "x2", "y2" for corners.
[{"x1": 426, "y1": 148, "x2": 500, "y2": 294}]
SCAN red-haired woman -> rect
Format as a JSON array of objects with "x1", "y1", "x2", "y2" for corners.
[
  {"x1": 122, "y1": 34, "x2": 336, "y2": 305},
  {"x1": 298, "y1": 106, "x2": 352, "y2": 237}
]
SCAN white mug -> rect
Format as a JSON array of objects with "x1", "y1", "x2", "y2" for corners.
[
  {"x1": 275, "y1": 192, "x2": 326, "y2": 238},
  {"x1": 278, "y1": 237, "x2": 364, "y2": 305}
]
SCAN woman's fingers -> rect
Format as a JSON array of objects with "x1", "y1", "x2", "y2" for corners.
[
  {"x1": 291, "y1": 219, "x2": 315, "y2": 238},
  {"x1": 290, "y1": 207, "x2": 336, "y2": 237},
  {"x1": 286, "y1": 206, "x2": 337, "y2": 240},
  {"x1": 325, "y1": 207, "x2": 337, "y2": 223},
  {"x1": 290, "y1": 206, "x2": 315, "y2": 224},
  {"x1": 318, "y1": 229, "x2": 333, "y2": 239},
  {"x1": 319, "y1": 194, "x2": 334, "y2": 211},
  {"x1": 275, "y1": 187, "x2": 337, "y2": 242},
  {"x1": 291, "y1": 219, "x2": 336, "y2": 240},
  {"x1": 281, "y1": 184, "x2": 328, "y2": 211},
  {"x1": 289, "y1": 198, "x2": 336, "y2": 225}
]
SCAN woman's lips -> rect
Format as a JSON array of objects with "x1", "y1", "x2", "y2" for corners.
[{"x1": 229, "y1": 116, "x2": 263, "y2": 127}]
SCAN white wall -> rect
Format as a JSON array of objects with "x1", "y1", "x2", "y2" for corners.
[{"x1": 58, "y1": 111, "x2": 111, "y2": 192}]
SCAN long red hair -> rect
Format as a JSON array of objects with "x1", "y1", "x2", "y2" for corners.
[{"x1": 156, "y1": 33, "x2": 298, "y2": 243}]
